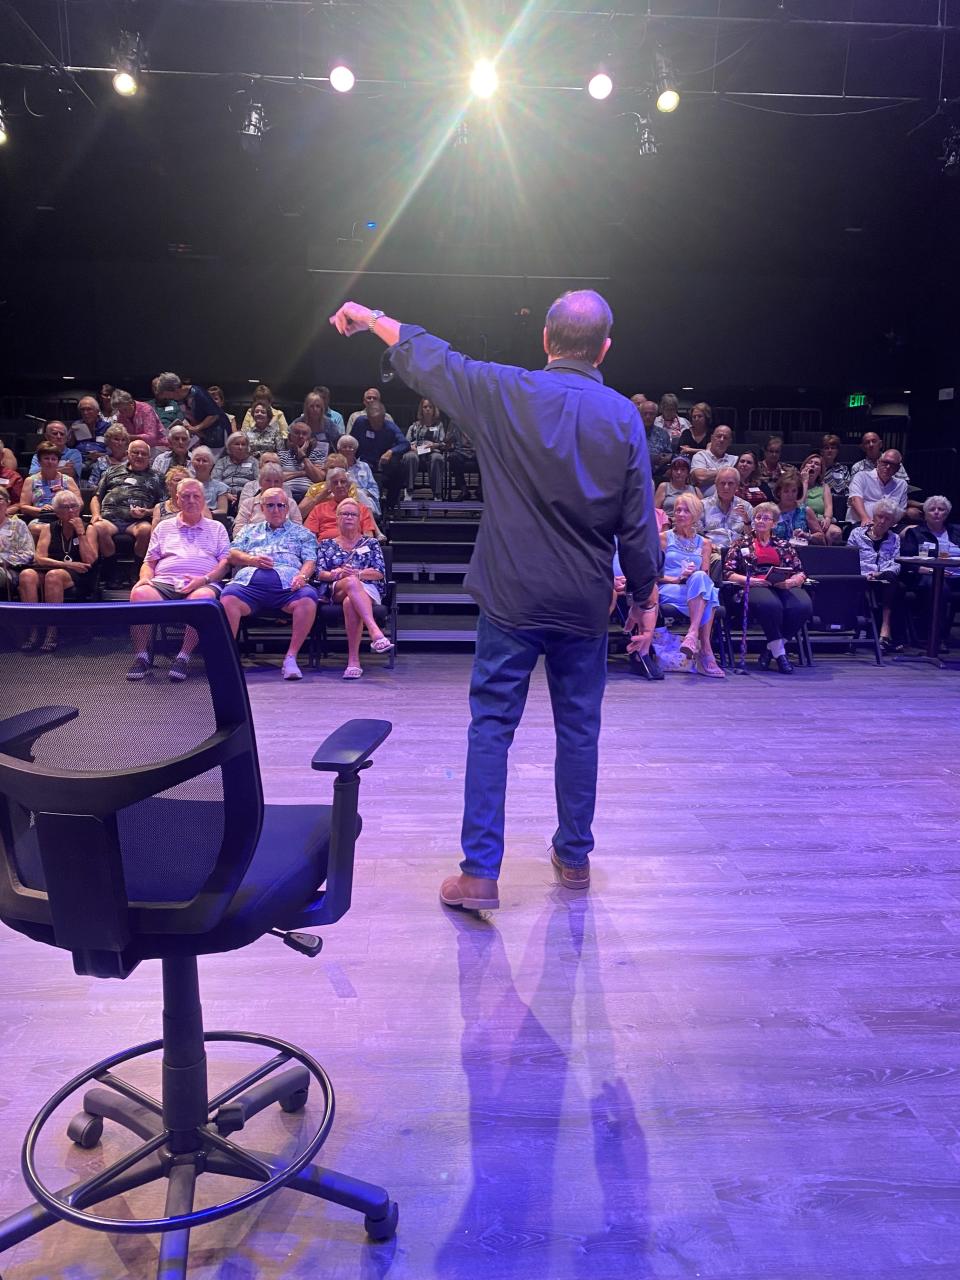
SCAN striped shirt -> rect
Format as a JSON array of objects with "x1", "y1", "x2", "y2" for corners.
[{"x1": 145, "y1": 516, "x2": 230, "y2": 586}]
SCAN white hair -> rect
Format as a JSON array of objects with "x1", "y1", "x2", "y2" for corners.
[
  {"x1": 923, "y1": 494, "x2": 953, "y2": 519},
  {"x1": 872, "y1": 497, "x2": 904, "y2": 522},
  {"x1": 156, "y1": 372, "x2": 183, "y2": 396}
]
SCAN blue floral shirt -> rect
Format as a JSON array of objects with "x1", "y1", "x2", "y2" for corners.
[
  {"x1": 230, "y1": 519, "x2": 318, "y2": 588},
  {"x1": 315, "y1": 536, "x2": 385, "y2": 591}
]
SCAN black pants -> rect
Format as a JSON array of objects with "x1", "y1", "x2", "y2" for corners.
[
  {"x1": 448, "y1": 450, "x2": 478, "y2": 493},
  {"x1": 375, "y1": 453, "x2": 406, "y2": 511},
  {"x1": 743, "y1": 585, "x2": 813, "y2": 642}
]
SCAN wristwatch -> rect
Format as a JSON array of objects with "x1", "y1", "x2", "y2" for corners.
[{"x1": 367, "y1": 310, "x2": 385, "y2": 332}]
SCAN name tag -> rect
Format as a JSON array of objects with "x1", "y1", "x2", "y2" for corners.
[
  {"x1": 353, "y1": 546, "x2": 370, "y2": 558},
  {"x1": 365, "y1": 430, "x2": 375, "y2": 439}
]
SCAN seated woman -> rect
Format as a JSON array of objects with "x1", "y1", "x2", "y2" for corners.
[
  {"x1": 847, "y1": 496, "x2": 904, "y2": 652},
  {"x1": 404, "y1": 398, "x2": 446, "y2": 498},
  {"x1": 900, "y1": 494, "x2": 960, "y2": 638},
  {"x1": 735, "y1": 450, "x2": 769, "y2": 506},
  {"x1": 152, "y1": 424, "x2": 194, "y2": 477},
  {"x1": 724, "y1": 502, "x2": 812, "y2": 674},
  {"x1": 654, "y1": 393, "x2": 690, "y2": 442},
  {"x1": 207, "y1": 385, "x2": 237, "y2": 434},
  {"x1": 337, "y1": 434, "x2": 381, "y2": 517},
  {"x1": 820, "y1": 433, "x2": 851, "y2": 522},
  {"x1": 87, "y1": 424, "x2": 131, "y2": 489},
  {"x1": 240, "y1": 384, "x2": 288, "y2": 436},
  {"x1": 676, "y1": 402, "x2": 712, "y2": 457},
  {"x1": 758, "y1": 435, "x2": 784, "y2": 491},
  {"x1": 659, "y1": 493, "x2": 724, "y2": 678},
  {"x1": 18, "y1": 489, "x2": 99, "y2": 651},
  {"x1": 654, "y1": 455, "x2": 700, "y2": 519},
  {"x1": 304, "y1": 467, "x2": 380, "y2": 540},
  {"x1": 110, "y1": 389, "x2": 165, "y2": 452},
  {"x1": 314, "y1": 497, "x2": 394, "y2": 678},
  {"x1": 190, "y1": 446, "x2": 230, "y2": 515},
  {"x1": 243, "y1": 400, "x2": 285, "y2": 457},
  {"x1": 773, "y1": 469, "x2": 820, "y2": 543},
  {"x1": 152, "y1": 465, "x2": 211, "y2": 527},
  {"x1": 19, "y1": 442, "x2": 83, "y2": 535},
  {"x1": 0, "y1": 488, "x2": 34, "y2": 600},
  {"x1": 799, "y1": 453, "x2": 842, "y2": 544}
]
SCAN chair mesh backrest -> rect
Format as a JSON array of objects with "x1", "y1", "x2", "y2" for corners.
[{"x1": 0, "y1": 603, "x2": 249, "y2": 905}]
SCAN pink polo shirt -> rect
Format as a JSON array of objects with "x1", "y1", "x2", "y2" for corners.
[{"x1": 145, "y1": 516, "x2": 230, "y2": 586}]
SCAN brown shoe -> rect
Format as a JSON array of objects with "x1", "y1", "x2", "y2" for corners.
[
  {"x1": 550, "y1": 848, "x2": 590, "y2": 891},
  {"x1": 440, "y1": 873, "x2": 500, "y2": 911}
]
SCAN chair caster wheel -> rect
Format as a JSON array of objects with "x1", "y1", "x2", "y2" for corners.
[
  {"x1": 67, "y1": 1113, "x2": 103, "y2": 1148},
  {"x1": 279, "y1": 1087, "x2": 309, "y2": 1113},
  {"x1": 365, "y1": 1200, "x2": 398, "y2": 1241}
]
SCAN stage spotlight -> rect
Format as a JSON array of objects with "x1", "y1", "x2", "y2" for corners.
[
  {"x1": 330, "y1": 64, "x2": 356, "y2": 94},
  {"x1": 112, "y1": 30, "x2": 143, "y2": 97},
  {"x1": 470, "y1": 58, "x2": 498, "y2": 99},
  {"x1": 0, "y1": 103, "x2": 8, "y2": 146},
  {"x1": 587, "y1": 72, "x2": 613, "y2": 101},
  {"x1": 239, "y1": 102, "x2": 267, "y2": 153},
  {"x1": 655, "y1": 48, "x2": 679, "y2": 113},
  {"x1": 941, "y1": 126, "x2": 960, "y2": 178}
]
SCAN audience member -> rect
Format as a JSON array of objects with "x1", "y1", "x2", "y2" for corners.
[
  {"x1": 637, "y1": 399, "x2": 672, "y2": 475},
  {"x1": 735, "y1": 450, "x2": 769, "y2": 506},
  {"x1": 758, "y1": 436, "x2": 784, "y2": 489},
  {"x1": 110, "y1": 389, "x2": 166, "y2": 451},
  {"x1": 820, "y1": 434, "x2": 851, "y2": 513},
  {"x1": 0, "y1": 438, "x2": 16, "y2": 471},
  {"x1": 799, "y1": 453, "x2": 842, "y2": 544},
  {"x1": 900, "y1": 496, "x2": 960, "y2": 638},
  {"x1": 292, "y1": 390, "x2": 342, "y2": 451},
  {"x1": 148, "y1": 375, "x2": 183, "y2": 436},
  {"x1": 240, "y1": 384, "x2": 289, "y2": 435},
  {"x1": 190, "y1": 446, "x2": 229, "y2": 514},
  {"x1": 690, "y1": 425, "x2": 737, "y2": 497},
  {"x1": 90, "y1": 438, "x2": 165, "y2": 566},
  {"x1": 87, "y1": 425, "x2": 131, "y2": 489},
  {"x1": 337, "y1": 434, "x2": 381, "y2": 516},
  {"x1": 17, "y1": 490, "x2": 99, "y2": 651},
  {"x1": 659, "y1": 493, "x2": 724, "y2": 677},
  {"x1": 851, "y1": 431, "x2": 909, "y2": 482},
  {"x1": 127, "y1": 478, "x2": 231, "y2": 682},
  {"x1": 703, "y1": 467, "x2": 753, "y2": 549},
  {"x1": 152, "y1": 424, "x2": 194, "y2": 477},
  {"x1": 347, "y1": 387, "x2": 396, "y2": 432},
  {"x1": 207, "y1": 385, "x2": 237, "y2": 433},
  {"x1": 299, "y1": 454, "x2": 347, "y2": 518},
  {"x1": 351, "y1": 398, "x2": 410, "y2": 511},
  {"x1": 305, "y1": 468, "x2": 378, "y2": 540},
  {"x1": 677, "y1": 402, "x2": 712, "y2": 456},
  {"x1": 848, "y1": 496, "x2": 904, "y2": 652},
  {"x1": 28, "y1": 421, "x2": 82, "y2": 480},
  {"x1": 313, "y1": 386, "x2": 346, "y2": 436},
  {"x1": 69, "y1": 396, "x2": 111, "y2": 464},
  {"x1": 445, "y1": 421, "x2": 479, "y2": 499},
  {"x1": 212, "y1": 433, "x2": 259, "y2": 507},
  {"x1": 151, "y1": 465, "x2": 200, "y2": 527},
  {"x1": 243, "y1": 400, "x2": 285, "y2": 457},
  {"x1": 278, "y1": 418, "x2": 329, "y2": 500},
  {"x1": 654, "y1": 393, "x2": 690, "y2": 441},
  {"x1": 0, "y1": 455, "x2": 23, "y2": 511},
  {"x1": 155, "y1": 372, "x2": 231, "y2": 454},
  {"x1": 404, "y1": 397, "x2": 446, "y2": 498},
  {"x1": 0, "y1": 490, "x2": 34, "y2": 601},
  {"x1": 99, "y1": 383, "x2": 115, "y2": 419},
  {"x1": 20, "y1": 443, "x2": 83, "y2": 527},
  {"x1": 848, "y1": 449, "x2": 908, "y2": 525},
  {"x1": 221, "y1": 488, "x2": 319, "y2": 681},
  {"x1": 654, "y1": 455, "x2": 699, "y2": 518},
  {"x1": 234, "y1": 460, "x2": 304, "y2": 534},
  {"x1": 724, "y1": 502, "x2": 812, "y2": 674},
  {"x1": 772, "y1": 469, "x2": 817, "y2": 543},
  {"x1": 314, "y1": 497, "x2": 394, "y2": 678}
]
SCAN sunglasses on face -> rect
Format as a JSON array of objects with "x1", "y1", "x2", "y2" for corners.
[{"x1": 263, "y1": 502, "x2": 286, "y2": 509}]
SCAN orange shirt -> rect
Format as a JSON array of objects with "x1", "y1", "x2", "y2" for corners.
[{"x1": 305, "y1": 498, "x2": 375, "y2": 541}]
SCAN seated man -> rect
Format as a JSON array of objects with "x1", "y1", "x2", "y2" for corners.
[
  {"x1": 702, "y1": 466, "x2": 752, "y2": 550},
  {"x1": 847, "y1": 449, "x2": 909, "y2": 526},
  {"x1": 152, "y1": 423, "x2": 194, "y2": 477},
  {"x1": 221, "y1": 488, "x2": 319, "y2": 681},
  {"x1": 234, "y1": 458, "x2": 304, "y2": 534},
  {"x1": 127, "y1": 477, "x2": 231, "y2": 682},
  {"x1": 346, "y1": 387, "x2": 396, "y2": 433},
  {"x1": 69, "y1": 395, "x2": 111, "y2": 473},
  {"x1": 351, "y1": 399, "x2": 409, "y2": 512},
  {"x1": 690, "y1": 425, "x2": 737, "y2": 498},
  {"x1": 28, "y1": 420, "x2": 83, "y2": 480},
  {"x1": 0, "y1": 450, "x2": 23, "y2": 512},
  {"x1": 212, "y1": 432, "x2": 260, "y2": 509},
  {"x1": 850, "y1": 431, "x2": 909, "y2": 483},
  {"x1": 90, "y1": 437, "x2": 166, "y2": 570},
  {"x1": 278, "y1": 418, "x2": 329, "y2": 501},
  {"x1": 637, "y1": 398, "x2": 672, "y2": 477},
  {"x1": 445, "y1": 420, "x2": 479, "y2": 500}
]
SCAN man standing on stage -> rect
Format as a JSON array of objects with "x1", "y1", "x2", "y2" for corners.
[{"x1": 330, "y1": 292, "x2": 661, "y2": 910}]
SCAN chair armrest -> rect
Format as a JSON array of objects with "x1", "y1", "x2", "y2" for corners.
[
  {"x1": 311, "y1": 718, "x2": 392, "y2": 776},
  {"x1": 0, "y1": 706, "x2": 79, "y2": 758}
]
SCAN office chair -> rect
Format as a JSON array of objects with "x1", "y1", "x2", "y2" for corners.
[{"x1": 0, "y1": 599, "x2": 397, "y2": 1279}]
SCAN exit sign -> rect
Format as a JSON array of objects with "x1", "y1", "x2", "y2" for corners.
[{"x1": 847, "y1": 393, "x2": 867, "y2": 408}]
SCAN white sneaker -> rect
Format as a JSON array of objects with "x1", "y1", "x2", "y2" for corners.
[{"x1": 282, "y1": 655, "x2": 303, "y2": 681}]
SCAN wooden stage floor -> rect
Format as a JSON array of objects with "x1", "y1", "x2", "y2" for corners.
[{"x1": 2, "y1": 653, "x2": 960, "y2": 1279}]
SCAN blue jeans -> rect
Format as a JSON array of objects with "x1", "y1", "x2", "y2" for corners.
[{"x1": 460, "y1": 613, "x2": 608, "y2": 880}]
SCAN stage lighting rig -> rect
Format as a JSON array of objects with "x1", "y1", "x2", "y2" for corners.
[
  {"x1": 330, "y1": 64, "x2": 355, "y2": 94},
  {"x1": 587, "y1": 71, "x2": 614, "y2": 101},
  {"x1": 239, "y1": 100, "x2": 267, "y2": 153},
  {"x1": 622, "y1": 112, "x2": 658, "y2": 157},
  {"x1": 654, "y1": 48, "x2": 679, "y2": 114},
  {"x1": 470, "y1": 58, "x2": 498, "y2": 100},
  {"x1": 112, "y1": 30, "x2": 143, "y2": 97}
]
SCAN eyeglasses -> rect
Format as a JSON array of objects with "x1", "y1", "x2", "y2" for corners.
[{"x1": 262, "y1": 502, "x2": 286, "y2": 509}]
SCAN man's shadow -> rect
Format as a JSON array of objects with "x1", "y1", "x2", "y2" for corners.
[{"x1": 436, "y1": 897, "x2": 649, "y2": 1278}]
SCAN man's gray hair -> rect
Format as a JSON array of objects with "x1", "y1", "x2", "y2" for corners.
[
  {"x1": 156, "y1": 372, "x2": 183, "y2": 396},
  {"x1": 923, "y1": 494, "x2": 953, "y2": 518},
  {"x1": 544, "y1": 289, "x2": 613, "y2": 363},
  {"x1": 110, "y1": 389, "x2": 135, "y2": 411},
  {"x1": 258, "y1": 464, "x2": 284, "y2": 487},
  {"x1": 872, "y1": 497, "x2": 904, "y2": 521},
  {"x1": 176, "y1": 477, "x2": 204, "y2": 497},
  {"x1": 337, "y1": 434, "x2": 358, "y2": 450}
]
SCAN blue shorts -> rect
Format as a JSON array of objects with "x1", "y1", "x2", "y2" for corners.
[{"x1": 221, "y1": 568, "x2": 318, "y2": 613}]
